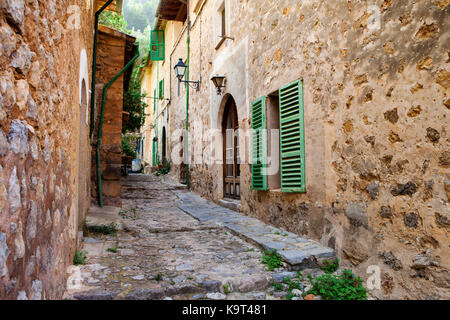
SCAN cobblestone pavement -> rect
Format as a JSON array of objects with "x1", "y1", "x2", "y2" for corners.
[{"x1": 64, "y1": 174, "x2": 328, "y2": 300}]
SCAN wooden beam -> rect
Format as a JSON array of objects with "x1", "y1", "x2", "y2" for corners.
[{"x1": 96, "y1": 0, "x2": 122, "y2": 14}]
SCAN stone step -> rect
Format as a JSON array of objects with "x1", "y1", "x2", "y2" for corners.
[
  {"x1": 218, "y1": 199, "x2": 242, "y2": 212},
  {"x1": 174, "y1": 191, "x2": 335, "y2": 271}
]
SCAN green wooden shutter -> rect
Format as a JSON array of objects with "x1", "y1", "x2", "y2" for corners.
[
  {"x1": 152, "y1": 140, "x2": 156, "y2": 166},
  {"x1": 159, "y1": 79, "x2": 164, "y2": 99},
  {"x1": 150, "y1": 30, "x2": 165, "y2": 61},
  {"x1": 251, "y1": 96, "x2": 268, "y2": 190},
  {"x1": 279, "y1": 80, "x2": 306, "y2": 192}
]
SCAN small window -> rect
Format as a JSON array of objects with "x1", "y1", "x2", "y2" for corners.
[
  {"x1": 267, "y1": 92, "x2": 281, "y2": 190},
  {"x1": 215, "y1": 2, "x2": 227, "y2": 49},
  {"x1": 250, "y1": 80, "x2": 305, "y2": 193},
  {"x1": 220, "y1": 7, "x2": 226, "y2": 37}
]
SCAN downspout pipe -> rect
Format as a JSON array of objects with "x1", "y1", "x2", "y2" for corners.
[
  {"x1": 89, "y1": 0, "x2": 114, "y2": 139},
  {"x1": 185, "y1": 0, "x2": 191, "y2": 189},
  {"x1": 97, "y1": 43, "x2": 140, "y2": 207}
]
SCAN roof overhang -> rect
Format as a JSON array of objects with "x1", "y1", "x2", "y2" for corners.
[
  {"x1": 155, "y1": 0, "x2": 187, "y2": 23},
  {"x1": 96, "y1": 0, "x2": 123, "y2": 14}
]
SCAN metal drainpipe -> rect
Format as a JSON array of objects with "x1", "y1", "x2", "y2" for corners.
[
  {"x1": 89, "y1": 0, "x2": 114, "y2": 139},
  {"x1": 156, "y1": 61, "x2": 159, "y2": 165},
  {"x1": 185, "y1": 0, "x2": 191, "y2": 190},
  {"x1": 97, "y1": 43, "x2": 140, "y2": 207}
]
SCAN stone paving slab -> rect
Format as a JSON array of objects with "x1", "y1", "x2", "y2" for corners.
[
  {"x1": 174, "y1": 191, "x2": 335, "y2": 270},
  {"x1": 65, "y1": 174, "x2": 333, "y2": 300},
  {"x1": 86, "y1": 206, "x2": 123, "y2": 230}
]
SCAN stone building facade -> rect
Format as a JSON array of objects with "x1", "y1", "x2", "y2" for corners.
[
  {"x1": 141, "y1": 0, "x2": 450, "y2": 299},
  {"x1": 90, "y1": 25, "x2": 136, "y2": 207},
  {"x1": 0, "y1": 0, "x2": 124, "y2": 300}
]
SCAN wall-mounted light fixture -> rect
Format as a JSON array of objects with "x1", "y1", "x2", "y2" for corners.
[
  {"x1": 211, "y1": 75, "x2": 226, "y2": 95},
  {"x1": 174, "y1": 58, "x2": 200, "y2": 94}
]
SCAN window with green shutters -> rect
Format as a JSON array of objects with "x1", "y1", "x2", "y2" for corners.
[
  {"x1": 251, "y1": 96, "x2": 268, "y2": 190},
  {"x1": 150, "y1": 30, "x2": 165, "y2": 61},
  {"x1": 159, "y1": 79, "x2": 164, "y2": 99},
  {"x1": 278, "y1": 80, "x2": 306, "y2": 193}
]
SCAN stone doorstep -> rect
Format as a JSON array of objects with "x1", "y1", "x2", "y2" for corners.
[
  {"x1": 85, "y1": 205, "x2": 123, "y2": 230},
  {"x1": 218, "y1": 199, "x2": 242, "y2": 212},
  {"x1": 176, "y1": 194, "x2": 335, "y2": 270}
]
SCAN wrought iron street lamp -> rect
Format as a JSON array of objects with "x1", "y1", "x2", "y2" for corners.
[
  {"x1": 211, "y1": 75, "x2": 226, "y2": 95},
  {"x1": 174, "y1": 58, "x2": 200, "y2": 92}
]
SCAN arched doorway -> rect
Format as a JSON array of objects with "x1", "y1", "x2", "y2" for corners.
[
  {"x1": 162, "y1": 126, "x2": 167, "y2": 163},
  {"x1": 222, "y1": 95, "x2": 240, "y2": 199}
]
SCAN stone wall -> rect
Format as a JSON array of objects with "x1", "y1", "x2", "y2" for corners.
[
  {"x1": 0, "y1": 0, "x2": 95, "y2": 299},
  {"x1": 163, "y1": 0, "x2": 449, "y2": 299},
  {"x1": 91, "y1": 26, "x2": 134, "y2": 207}
]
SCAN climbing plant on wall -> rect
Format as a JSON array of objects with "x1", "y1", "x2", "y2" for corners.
[
  {"x1": 99, "y1": 11, "x2": 129, "y2": 33},
  {"x1": 123, "y1": 70, "x2": 147, "y2": 133}
]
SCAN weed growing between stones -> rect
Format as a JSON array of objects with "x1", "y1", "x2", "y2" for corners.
[
  {"x1": 107, "y1": 247, "x2": 117, "y2": 253},
  {"x1": 273, "y1": 272, "x2": 304, "y2": 300},
  {"x1": 223, "y1": 284, "x2": 231, "y2": 294},
  {"x1": 155, "y1": 160, "x2": 170, "y2": 176},
  {"x1": 73, "y1": 250, "x2": 88, "y2": 265},
  {"x1": 273, "y1": 283, "x2": 284, "y2": 291},
  {"x1": 84, "y1": 222, "x2": 118, "y2": 236},
  {"x1": 261, "y1": 249, "x2": 283, "y2": 271},
  {"x1": 304, "y1": 270, "x2": 367, "y2": 300},
  {"x1": 154, "y1": 272, "x2": 163, "y2": 281},
  {"x1": 321, "y1": 258, "x2": 339, "y2": 274},
  {"x1": 119, "y1": 208, "x2": 137, "y2": 220}
]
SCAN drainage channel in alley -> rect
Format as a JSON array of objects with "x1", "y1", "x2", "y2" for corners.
[{"x1": 64, "y1": 174, "x2": 334, "y2": 300}]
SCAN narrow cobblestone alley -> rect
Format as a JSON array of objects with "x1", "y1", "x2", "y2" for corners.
[{"x1": 64, "y1": 174, "x2": 330, "y2": 300}]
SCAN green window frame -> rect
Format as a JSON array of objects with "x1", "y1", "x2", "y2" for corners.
[
  {"x1": 150, "y1": 30, "x2": 165, "y2": 61},
  {"x1": 279, "y1": 79, "x2": 306, "y2": 193},
  {"x1": 251, "y1": 96, "x2": 268, "y2": 190}
]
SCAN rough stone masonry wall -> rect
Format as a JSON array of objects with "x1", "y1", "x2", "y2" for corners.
[
  {"x1": 167, "y1": 0, "x2": 449, "y2": 299},
  {"x1": 0, "y1": 0, "x2": 94, "y2": 299},
  {"x1": 90, "y1": 26, "x2": 127, "y2": 208}
]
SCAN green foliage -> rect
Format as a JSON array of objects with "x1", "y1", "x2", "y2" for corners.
[
  {"x1": 120, "y1": 207, "x2": 137, "y2": 220},
  {"x1": 304, "y1": 269, "x2": 367, "y2": 300},
  {"x1": 123, "y1": 77, "x2": 147, "y2": 133},
  {"x1": 154, "y1": 272, "x2": 163, "y2": 281},
  {"x1": 283, "y1": 277, "x2": 303, "y2": 292},
  {"x1": 155, "y1": 160, "x2": 170, "y2": 176},
  {"x1": 322, "y1": 258, "x2": 340, "y2": 274},
  {"x1": 73, "y1": 250, "x2": 88, "y2": 265},
  {"x1": 261, "y1": 249, "x2": 283, "y2": 271},
  {"x1": 122, "y1": 135, "x2": 137, "y2": 158},
  {"x1": 99, "y1": 11, "x2": 129, "y2": 33},
  {"x1": 272, "y1": 283, "x2": 284, "y2": 291},
  {"x1": 123, "y1": 0, "x2": 158, "y2": 32},
  {"x1": 84, "y1": 222, "x2": 118, "y2": 236},
  {"x1": 107, "y1": 247, "x2": 117, "y2": 253},
  {"x1": 223, "y1": 284, "x2": 230, "y2": 294},
  {"x1": 286, "y1": 292, "x2": 296, "y2": 300},
  {"x1": 130, "y1": 26, "x2": 151, "y2": 58}
]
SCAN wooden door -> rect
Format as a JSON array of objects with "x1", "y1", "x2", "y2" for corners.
[{"x1": 223, "y1": 97, "x2": 240, "y2": 199}]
